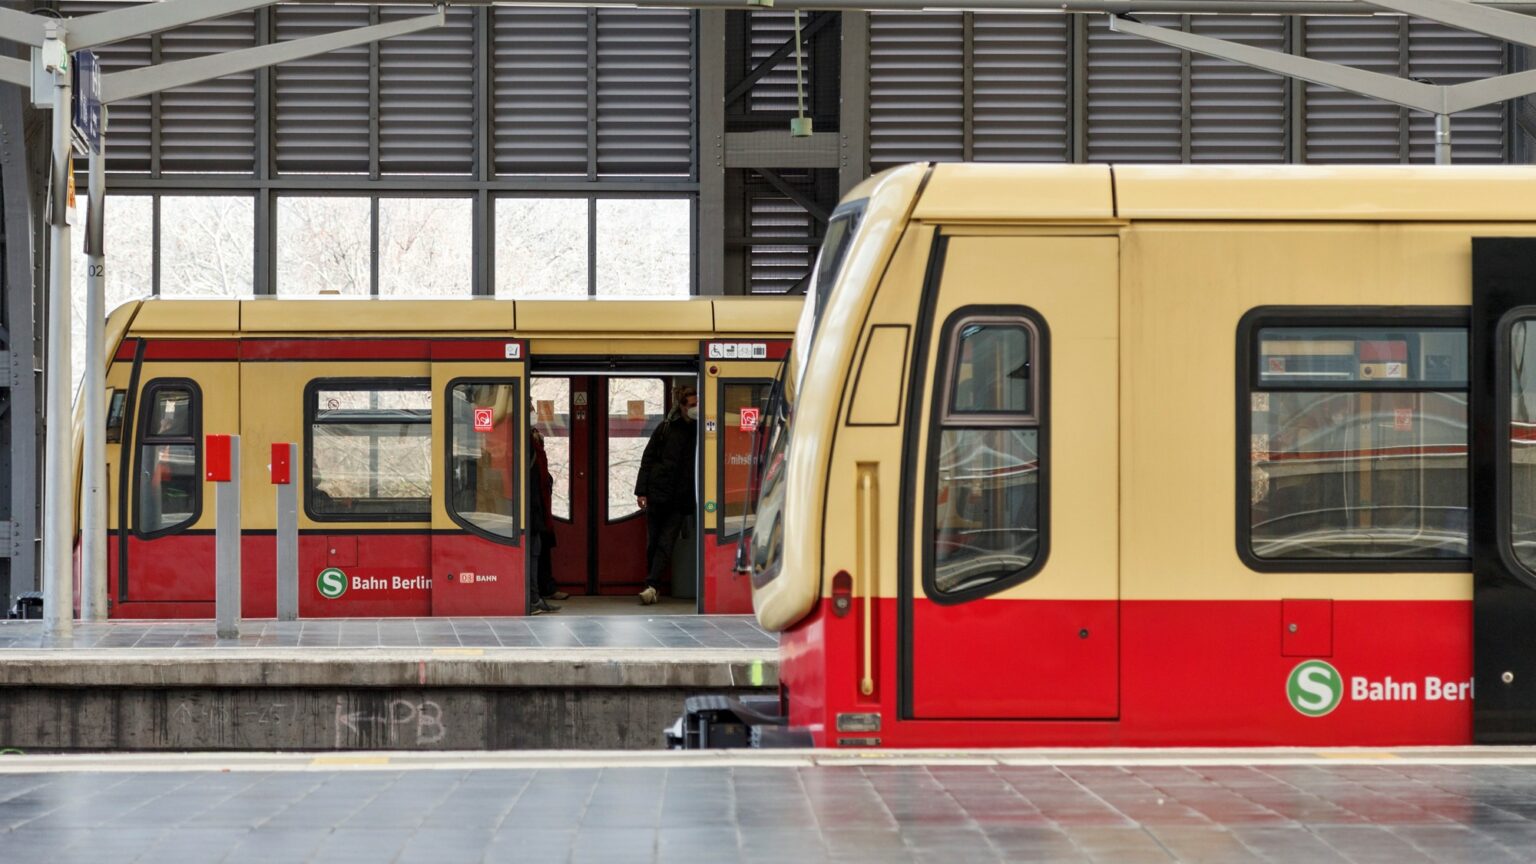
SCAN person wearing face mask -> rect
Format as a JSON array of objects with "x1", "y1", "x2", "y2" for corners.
[
  {"x1": 528, "y1": 403, "x2": 564, "y2": 614},
  {"x1": 634, "y1": 383, "x2": 699, "y2": 605}
]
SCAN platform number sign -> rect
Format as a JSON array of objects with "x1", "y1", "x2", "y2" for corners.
[
  {"x1": 739, "y1": 407, "x2": 760, "y2": 432},
  {"x1": 473, "y1": 407, "x2": 495, "y2": 433},
  {"x1": 1286, "y1": 659, "x2": 1343, "y2": 717},
  {"x1": 317, "y1": 567, "x2": 348, "y2": 600}
]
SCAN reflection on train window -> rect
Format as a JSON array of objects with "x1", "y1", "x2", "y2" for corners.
[
  {"x1": 721, "y1": 381, "x2": 772, "y2": 538},
  {"x1": 531, "y1": 377, "x2": 571, "y2": 521},
  {"x1": 931, "y1": 313, "x2": 1044, "y2": 598},
  {"x1": 447, "y1": 382, "x2": 519, "y2": 540},
  {"x1": 608, "y1": 378, "x2": 665, "y2": 521},
  {"x1": 137, "y1": 381, "x2": 200, "y2": 535},
  {"x1": 307, "y1": 382, "x2": 431, "y2": 520},
  {"x1": 1248, "y1": 325, "x2": 1468, "y2": 562},
  {"x1": 1510, "y1": 320, "x2": 1536, "y2": 571}
]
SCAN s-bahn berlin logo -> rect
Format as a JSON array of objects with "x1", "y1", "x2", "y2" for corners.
[
  {"x1": 1286, "y1": 660, "x2": 1343, "y2": 717},
  {"x1": 317, "y1": 567, "x2": 348, "y2": 600}
]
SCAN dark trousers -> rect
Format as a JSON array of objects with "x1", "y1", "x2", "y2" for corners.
[
  {"x1": 531, "y1": 532, "x2": 557, "y2": 598},
  {"x1": 645, "y1": 506, "x2": 688, "y2": 591}
]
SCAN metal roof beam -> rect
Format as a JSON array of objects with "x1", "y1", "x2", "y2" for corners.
[
  {"x1": 1361, "y1": 0, "x2": 1536, "y2": 47},
  {"x1": 66, "y1": 0, "x2": 281, "y2": 52},
  {"x1": 100, "y1": 7, "x2": 445, "y2": 104},
  {"x1": 0, "y1": 7, "x2": 49, "y2": 48}
]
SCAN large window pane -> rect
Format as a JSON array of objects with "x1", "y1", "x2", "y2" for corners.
[
  {"x1": 608, "y1": 377, "x2": 665, "y2": 520},
  {"x1": 71, "y1": 195, "x2": 153, "y2": 394},
  {"x1": 309, "y1": 384, "x2": 432, "y2": 520},
  {"x1": 276, "y1": 197, "x2": 370, "y2": 295},
  {"x1": 595, "y1": 199, "x2": 690, "y2": 296},
  {"x1": 1250, "y1": 391, "x2": 1468, "y2": 559},
  {"x1": 137, "y1": 382, "x2": 199, "y2": 535},
  {"x1": 1511, "y1": 320, "x2": 1536, "y2": 570},
  {"x1": 721, "y1": 382, "x2": 772, "y2": 538},
  {"x1": 948, "y1": 322, "x2": 1034, "y2": 416},
  {"x1": 532, "y1": 377, "x2": 572, "y2": 520},
  {"x1": 933, "y1": 428, "x2": 1041, "y2": 594},
  {"x1": 448, "y1": 382, "x2": 520, "y2": 540},
  {"x1": 495, "y1": 198, "x2": 589, "y2": 298},
  {"x1": 159, "y1": 196, "x2": 254, "y2": 297},
  {"x1": 379, "y1": 197, "x2": 473, "y2": 296}
]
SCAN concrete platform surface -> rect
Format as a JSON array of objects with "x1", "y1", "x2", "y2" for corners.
[
  {"x1": 0, "y1": 615, "x2": 778, "y2": 651},
  {"x1": 1, "y1": 749, "x2": 1536, "y2": 863}
]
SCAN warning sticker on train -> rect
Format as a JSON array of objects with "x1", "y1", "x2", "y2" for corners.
[
  {"x1": 473, "y1": 407, "x2": 494, "y2": 432},
  {"x1": 740, "y1": 407, "x2": 760, "y2": 431},
  {"x1": 1286, "y1": 660, "x2": 1475, "y2": 717}
]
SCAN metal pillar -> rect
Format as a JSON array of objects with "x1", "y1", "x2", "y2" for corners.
[
  {"x1": 42, "y1": 59, "x2": 71, "y2": 637},
  {"x1": 1436, "y1": 113, "x2": 1453, "y2": 164},
  {"x1": 214, "y1": 435, "x2": 241, "y2": 639},
  {"x1": 80, "y1": 118, "x2": 106, "y2": 622},
  {"x1": 274, "y1": 442, "x2": 298, "y2": 622}
]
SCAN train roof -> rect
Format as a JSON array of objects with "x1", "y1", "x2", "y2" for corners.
[
  {"x1": 904, "y1": 163, "x2": 1536, "y2": 223},
  {"x1": 118, "y1": 296, "x2": 803, "y2": 336}
]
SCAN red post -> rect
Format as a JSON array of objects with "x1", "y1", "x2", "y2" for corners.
[{"x1": 205, "y1": 434, "x2": 232, "y2": 482}]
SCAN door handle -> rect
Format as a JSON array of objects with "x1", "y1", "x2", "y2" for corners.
[{"x1": 856, "y1": 463, "x2": 879, "y2": 697}]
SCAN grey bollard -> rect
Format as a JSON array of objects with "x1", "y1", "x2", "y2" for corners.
[
  {"x1": 209, "y1": 433, "x2": 241, "y2": 640},
  {"x1": 273, "y1": 442, "x2": 299, "y2": 621}
]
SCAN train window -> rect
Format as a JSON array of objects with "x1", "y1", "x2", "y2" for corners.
[
  {"x1": 135, "y1": 380, "x2": 201, "y2": 536},
  {"x1": 720, "y1": 381, "x2": 773, "y2": 539},
  {"x1": 929, "y1": 310, "x2": 1047, "y2": 600},
  {"x1": 531, "y1": 377, "x2": 571, "y2": 521},
  {"x1": 1509, "y1": 319, "x2": 1536, "y2": 572},
  {"x1": 446, "y1": 381, "x2": 520, "y2": 541},
  {"x1": 306, "y1": 382, "x2": 432, "y2": 521},
  {"x1": 806, "y1": 201, "x2": 866, "y2": 341},
  {"x1": 1242, "y1": 314, "x2": 1469, "y2": 567},
  {"x1": 607, "y1": 378, "x2": 665, "y2": 521}
]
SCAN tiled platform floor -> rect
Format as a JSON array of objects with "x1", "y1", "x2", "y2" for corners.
[
  {"x1": 0, "y1": 615, "x2": 777, "y2": 651},
  {"x1": 3, "y1": 755, "x2": 1536, "y2": 863}
]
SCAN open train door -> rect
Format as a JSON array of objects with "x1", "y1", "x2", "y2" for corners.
[
  {"x1": 429, "y1": 339, "x2": 528, "y2": 616},
  {"x1": 1471, "y1": 238, "x2": 1536, "y2": 741},
  {"x1": 700, "y1": 339, "x2": 787, "y2": 613},
  {"x1": 902, "y1": 233, "x2": 1120, "y2": 720}
]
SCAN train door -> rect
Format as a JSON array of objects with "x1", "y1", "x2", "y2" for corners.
[
  {"x1": 429, "y1": 341, "x2": 527, "y2": 616},
  {"x1": 531, "y1": 376, "x2": 591, "y2": 596},
  {"x1": 701, "y1": 340, "x2": 786, "y2": 613},
  {"x1": 1472, "y1": 238, "x2": 1536, "y2": 741},
  {"x1": 902, "y1": 233, "x2": 1120, "y2": 720},
  {"x1": 598, "y1": 376, "x2": 683, "y2": 596},
  {"x1": 114, "y1": 344, "x2": 239, "y2": 615}
]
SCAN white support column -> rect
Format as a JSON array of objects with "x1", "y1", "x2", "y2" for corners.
[
  {"x1": 42, "y1": 54, "x2": 73, "y2": 637},
  {"x1": 81, "y1": 116, "x2": 106, "y2": 622},
  {"x1": 214, "y1": 435, "x2": 242, "y2": 640}
]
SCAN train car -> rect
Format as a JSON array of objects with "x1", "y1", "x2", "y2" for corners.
[
  {"x1": 83, "y1": 297, "x2": 798, "y2": 619},
  {"x1": 679, "y1": 162, "x2": 1536, "y2": 748}
]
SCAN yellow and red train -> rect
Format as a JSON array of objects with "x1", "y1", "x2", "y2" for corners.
[{"x1": 698, "y1": 162, "x2": 1536, "y2": 748}]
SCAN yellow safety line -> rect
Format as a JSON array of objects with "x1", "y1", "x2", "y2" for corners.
[{"x1": 310, "y1": 755, "x2": 391, "y2": 767}]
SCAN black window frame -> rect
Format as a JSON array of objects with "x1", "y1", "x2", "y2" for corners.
[
  {"x1": 1236, "y1": 305, "x2": 1471, "y2": 573},
  {"x1": 132, "y1": 377, "x2": 203, "y2": 539},
  {"x1": 304, "y1": 377, "x2": 433, "y2": 524},
  {"x1": 921, "y1": 304, "x2": 1051, "y2": 605},
  {"x1": 444, "y1": 376, "x2": 522, "y2": 546},
  {"x1": 1494, "y1": 305, "x2": 1536, "y2": 587},
  {"x1": 716, "y1": 376, "x2": 775, "y2": 542}
]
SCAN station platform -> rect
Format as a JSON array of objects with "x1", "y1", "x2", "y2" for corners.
[
  {"x1": 1, "y1": 748, "x2": 1535, "y2": 863},
  {"x1": 0, "y1": 617, "x2": 778, "y2": 751}
]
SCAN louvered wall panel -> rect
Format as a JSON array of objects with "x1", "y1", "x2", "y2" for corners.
[
  {"x1": 379, "y1": 6, "x2": 475, "y2": 174},
  {"x1": 971, "y1": 14, "x2": 1070, "y2": 163},
  {"x1": 748, "y1": 195, "x2": 814, "y2": 295},
  {"x1": 868, "y1": 13, "x2": 965, "y2": 170},
  {"x1": 492, "y1": 8, "x2": 590, "y2": 176},
  {"x1": 1086, "y1": 15, "x2": 1183, "y2": 163},
  {"x1": 1407, "y1": 19, "x2": 1506, "y2": 163},
  {"x1": 274, "y1": 5, "x2": 372, "y2": 173},
  {"x1": 1189, "y1": 15, "x2": 1287, "y2": 163},
  {"x1": 60, "y1": 1, "x2": 152, "y2": 172},
  {"x1": 159, "y1": 12, "x2": 257, "y2": 173},
  {"x1": 595, "y1": 10, "x2": 694, "y2": 177},
  {"x1": 1304, "y1": 16, "x2": 1404, "y2": 163},
  {"x1": 746, "y1": 11, "x2": 805, "y2": 116}
]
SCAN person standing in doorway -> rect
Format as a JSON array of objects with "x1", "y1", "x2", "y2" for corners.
[
  {"x1": 635, "y1": 383, "x2": 698, "y2": 605},
  {"x1": 529, "y1": 406, "x2": 566, "y2": 614}
]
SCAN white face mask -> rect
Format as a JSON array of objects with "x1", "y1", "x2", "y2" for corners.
[{"x1": 686, "y1": 406, "x2": 699, "y2": 421}]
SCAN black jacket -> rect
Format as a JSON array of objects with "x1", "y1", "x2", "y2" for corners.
[{"x1": 635, "y1": 411, "x2": 696, "y2": 510}]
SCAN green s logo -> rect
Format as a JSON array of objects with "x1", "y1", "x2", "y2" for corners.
[
  {"x1": 317, "y1": 567, "x2": 348, "y2": 600},
  {"x1": 1287, "y1": 659, "x2": 1343, "y2": 717}
]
